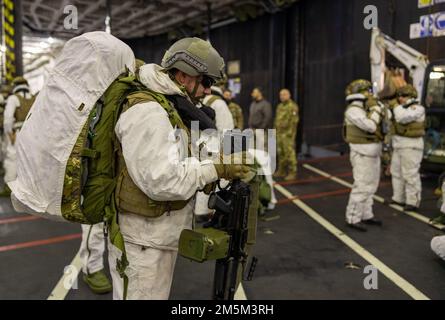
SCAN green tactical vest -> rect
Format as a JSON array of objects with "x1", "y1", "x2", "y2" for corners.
[
  {"x1": 343, "y1": 103, "x2": 383, "y2": 144},
  {"x1": 392, "y1": 102, "x2": 426, "y2": 138},
  {"x1": 115, "y1": 90, "x2": 192, "y2": 218},
  {"x1": 393, "y1": 121, "x2": 425, "y2": 138},
  {"x1": 14, "y1": 93, "x2": 35, "y2": 129}
]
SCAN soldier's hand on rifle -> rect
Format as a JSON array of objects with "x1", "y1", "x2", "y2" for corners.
[{"x1": 213, "y1": 151, "x2": 256, "y2": 182}]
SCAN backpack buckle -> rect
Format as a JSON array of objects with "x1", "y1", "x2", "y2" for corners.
[{"x1": 103, "y1": 219, "x2": 108, "y2": 237}]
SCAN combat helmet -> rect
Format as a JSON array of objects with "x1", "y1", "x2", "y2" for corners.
[
  {"x1": 161, "y1": 37, "x2": 225, "y2": 82},
  {"x1": 396, "y1": 84, "x2": 417, "y2": 99},
  {"x1": 345, "y1": 79, "x2": 372, "y2": 96}
]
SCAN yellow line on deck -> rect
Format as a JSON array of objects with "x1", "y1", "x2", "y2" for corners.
[
  {"x1": 47, "y1": 252, "x2": 82, "y2": 300},
  {"x1": 303, "y1": 163, "x2": 445, "y2": 231},
  {"x1": 235, "y1": 284, "x2": 248, "y2": 300},
  {"x1": 274, "y1": 183, "x2": 429, "y2": 300}
]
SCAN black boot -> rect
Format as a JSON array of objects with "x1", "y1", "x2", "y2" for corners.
[
  {"x1": 403, "y1": 205, "x2": 418, "y2": 212},
  {"x1": 362, "y1": 218, "x2": 383, "y2": 226},
  {"x1": 346, "y1": 221, "x2": 367, "y2": 232},
  {"x1": 388, "y1": 199, "x2": 405, "y2": 207}
]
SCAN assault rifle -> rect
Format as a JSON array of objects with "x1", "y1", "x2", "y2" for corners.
[
  {"x1": 204, "y1": 178, "x2": 257, "y2": 300},
  {"x1": 178, "y1": 130, "x2": 258, "y2": 300}
]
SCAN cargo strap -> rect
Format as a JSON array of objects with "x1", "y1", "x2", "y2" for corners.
[
  {"x1": 80, "y1": 148, "x2": 100, "y2": 159},
  {"x1": 105, "y1": 198, "x2": 129, "y2": 300}
]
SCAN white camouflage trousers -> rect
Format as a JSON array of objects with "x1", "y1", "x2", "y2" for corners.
[
  {"x1": 346, "y1": 151, "x2": 380, "y2": 224},
  {"x1": 108, "y1": 241, "x2": 177, "y2": 300},
  {"x1": 390, "y1": 148, "x2": 423, "y2": 207},
  {"x1": 79, "y1": 223, "x2": 106, "y2": 274}
]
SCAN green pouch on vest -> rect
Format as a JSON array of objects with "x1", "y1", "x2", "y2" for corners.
[{"x1": 178, "y1": 228, "x2": 230, "y2": 263}]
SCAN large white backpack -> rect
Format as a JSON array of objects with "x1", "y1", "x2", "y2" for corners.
[{"x1": 9, "y1": 31, "x2": 135, "y2": 221}]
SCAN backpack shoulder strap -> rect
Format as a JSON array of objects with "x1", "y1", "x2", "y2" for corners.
[
  {"x1": 124, "y1": 89, "x2": 183, "y2": 129},
  {"x1": 206, "y1": 95, "x2": 221, "y2": 106}
]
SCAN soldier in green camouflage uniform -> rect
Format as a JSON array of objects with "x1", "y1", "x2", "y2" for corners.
[
  {"x1": 223, "y1": 88, "x2": 244, "y2": 130},
  {"x1": 273, "y1": 89, "x2": 299, "y2": 181}
]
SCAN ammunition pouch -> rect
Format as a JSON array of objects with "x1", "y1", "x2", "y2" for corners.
[{"x1": 178, "y1": 228, "x2": 230, "y2": 263}]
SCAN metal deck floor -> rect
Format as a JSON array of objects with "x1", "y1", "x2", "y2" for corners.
[{"x1": 1, "y1": 155, "x2": 444, "y2": 300}]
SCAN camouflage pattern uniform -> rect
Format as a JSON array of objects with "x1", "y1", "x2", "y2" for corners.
[
  {"x1": 228, "y1": 101, "x2": 244, "y2": 130},
  {"x1": 274, "y1": 99, "x2": 299, "y2": 178}
]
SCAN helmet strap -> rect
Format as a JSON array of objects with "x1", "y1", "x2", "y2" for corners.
[
  {"x1": 190, "y1": 80, "x2": 199, "y2": 99},
  {"x1": 171, "y1": 71, "x2": 201, "y2": 104},
  {"x1": 185, "y1": 77, "x2": 202, "y2": 104}
]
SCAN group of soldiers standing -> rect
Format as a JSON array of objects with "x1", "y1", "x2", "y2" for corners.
[{"x1": 343, "y1": 79, "x2": 425, "y2": 231}]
